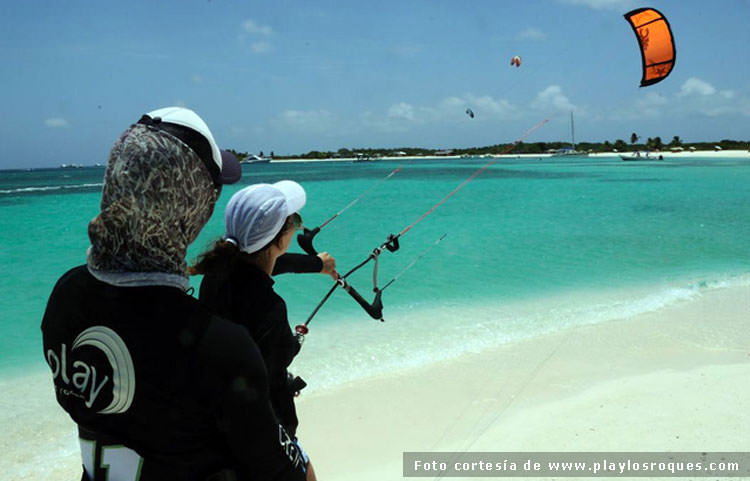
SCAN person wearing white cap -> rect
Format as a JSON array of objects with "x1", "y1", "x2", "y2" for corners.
[
  {"x1": 191, "y1": 180, "x2": 322, "y2": 481},
  {"x1": 42, "y1": 108, "x2": 308, "y2": 481},
  {"x1": 226, "y1": 180, "x2": 308, "y2": 258}
]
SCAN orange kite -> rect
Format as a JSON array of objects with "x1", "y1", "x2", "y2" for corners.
[{"x1": 624, "y1": 8, "x2": 676, "y2": 87}]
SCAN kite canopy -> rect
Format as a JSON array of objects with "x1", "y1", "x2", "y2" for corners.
[
  {"x1": 624, "y1": 7, "x2": 676, "y2": 87},
  {"x1": 510, "y1": 55, "x2": 521, "y2": 68}
]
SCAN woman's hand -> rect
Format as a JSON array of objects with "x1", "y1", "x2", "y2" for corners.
[{"x1": 317, "y1": 252, "x2": 338, "y2": 280}]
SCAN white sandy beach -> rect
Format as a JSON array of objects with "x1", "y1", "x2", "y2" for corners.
[
  {"x1": 295, "y1": 284, "x2": 750, "y2": 480},
  {"x1": 3, "y1": 284, "x2": 748, "y2": 480},
  {"x1": 266, "y1": 150, "x2": 750, "y2": 163}
]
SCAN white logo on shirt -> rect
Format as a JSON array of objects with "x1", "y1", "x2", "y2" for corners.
[{"x1": 47, "y1": 326, "x2": 135, "y2": 414}]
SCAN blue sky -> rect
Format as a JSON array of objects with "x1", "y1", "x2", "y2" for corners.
[{"x1": 1, "y1": 0, "x2": 748, "y2": 169}]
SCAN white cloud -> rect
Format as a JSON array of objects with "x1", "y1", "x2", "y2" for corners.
[
  {"x1": 634, "y1": 91, "x2": 668, "y2": 118},
  {"x1": 361, "y1": 110, "x2": 410, "y2": 133},
  {"x1": 362, "y1": 102, "x2": 428, "y2": 133},
  {"x1": 643, "y1": 92, "x2": 668, "y2": 105},
  {"x1": 611, "y1": 77, "x2": 749, "y2": 121},
  {"x1": 678, "y1": 77, "x2": 717, "y2": 97},
  {"x1": 240, "y1": 19, "x2": 274, "y2": 54},
  {"x1": 436, "y1": 97, "x2": 466, "y2": 119},
  {"x1": 387, "y1": 102, "x2": 416, "y2": 121},
  {"x1": 672, "y1": 78, "x2": 746, "y2": 116},
  {"x1": 363, "y1": 94, "x2": 518, "y2": 133},
  {"x1": 45, "y1": 118, "x2": 69, "y2": 128},
  {"x1": 276, "y1": 109, "x2": 335, "y2": 132},
  {"x1": 606, "y1": 91, "x2": 667, "y2": 121},
  {"x1": 516, "y1": 27, "x2": 547, "y2": 41},
  {"x1": 558, "y1": 0, "x2": 637, "y2": 10},
  {"x1": 242, "y1": 19, "x2": 272, "y2": 35},
  {"x1": 250, "y1": 41, "x2": 272, "y2": 54},
  {"x1": 461, "y1": 94, "x2": 515, "y2": 118},
  {"x1": 531, "y1": 85, "x2": 575, "y2": 113},
  {"x1": 393, "y1": 94, "x2": 515, "y2": 123}
]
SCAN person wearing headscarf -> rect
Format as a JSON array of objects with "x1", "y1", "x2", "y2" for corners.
[{"x1": 42, "y1": 107, "x2": 308, "y2": 481}]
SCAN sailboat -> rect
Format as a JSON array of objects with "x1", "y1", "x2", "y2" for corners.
[{"x1": 551, "y1": 112, "x2": 588, "y2": 157}]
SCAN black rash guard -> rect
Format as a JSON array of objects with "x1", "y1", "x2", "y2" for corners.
[
  {"x1": 41, "y1": 266, "x2": 306, "y2": 481},
  {"x1": 272, "y1": 253, "x2": 322, "y2": 276},
  {"x1": 199, "y1": 259, "x2": 303, "y2": 437}
]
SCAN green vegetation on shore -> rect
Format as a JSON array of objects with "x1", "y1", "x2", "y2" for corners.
[{"x1": 229, "y1": 137, "x2": 750, "y2": 161}]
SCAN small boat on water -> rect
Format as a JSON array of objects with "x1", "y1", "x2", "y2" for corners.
[
  {"x1": 620, "y1": 152, "x2": 663, "y2": 161},
  {"x1": 241, "y1": 155, "x2": 271, "y2": 164},
  {"x1": 353, "y1": 153, "x2": 382, "y2": 162},
  {"x1": 551, "y1": 146, "x2": 587, "y2": 157},
  {"x1": 551, "y1": 112, "x2": 588, "y2": 157}
]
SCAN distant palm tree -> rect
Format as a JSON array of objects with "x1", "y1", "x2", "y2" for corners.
[{"x1": 630, "y1": 132, "x2": 640, "y2": 145}]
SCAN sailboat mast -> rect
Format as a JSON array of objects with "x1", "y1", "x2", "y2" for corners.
[{"x1": 570, "y1": 111, "x2": 575, "y2": 149}]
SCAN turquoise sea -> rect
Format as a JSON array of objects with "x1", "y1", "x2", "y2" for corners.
[{"x1": 1, "y1": 156, "x2": 750, "y2": 389}]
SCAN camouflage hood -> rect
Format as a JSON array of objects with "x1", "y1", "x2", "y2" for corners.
[{"x1": 87, "y1": 123, "x2": 219, "y2": 288}]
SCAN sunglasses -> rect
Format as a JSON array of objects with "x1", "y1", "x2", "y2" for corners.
[{"x1": 290, "y1": 212, "x2": 303, "y2": 231}]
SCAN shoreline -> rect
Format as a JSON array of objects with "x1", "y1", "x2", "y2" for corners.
[
  {"x1": 290, "y1": 272, "x2": 749, "y2": 395},
  {"x1": 3, "y1": 282, "x2": 749, "y2": 480},
  {"x1": 266, "y1": 150, "x2": 750, "y2": 163},
  {"x1": 4, "y1": 150, "x2": 747, "y2": 172},
  {"x1": 295, "y1": 283, "x2": 750, "y2": 480}
]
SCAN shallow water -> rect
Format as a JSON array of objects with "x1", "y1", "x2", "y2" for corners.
[{"x1": 1, "y1": 157, "x2": 749, "y2": 382}]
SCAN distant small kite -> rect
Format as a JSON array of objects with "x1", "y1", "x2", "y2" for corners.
[
  {"x1": 510, "y1": 55, "x2": 521, "y2": 68},
  {"x1": 623, "y1": 8, "x2": 676, "y2": 87},
  {"x1": 465, "y1": 108, "x2": 475, "y2": 119}
]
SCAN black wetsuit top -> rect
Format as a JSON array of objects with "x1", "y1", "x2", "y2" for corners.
[
  {"x1": 273, "y1": 253, "x2": 322, "y2": 276},
  {"x1": 41, "y1": 266, "x2": 306, "y2": 481},
  {"x1": 199, "y1": 254, "x2": 317, "y2": 437}
]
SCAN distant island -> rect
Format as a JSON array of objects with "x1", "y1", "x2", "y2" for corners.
[{"x1": 227, "y1": 137, "x2": 750, "y2": 161}]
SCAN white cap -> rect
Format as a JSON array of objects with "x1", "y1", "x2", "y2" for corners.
[
  {"x1": 224, "y1": 180, "x2": 306, "y2": 254},
  {"x1": 145, "y1": 106, "x2": 241, "y2": 184}
]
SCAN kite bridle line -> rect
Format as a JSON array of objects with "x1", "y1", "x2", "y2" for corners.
[
  {"x1": 296, "y1": 165, "x2": 403, "y2": 256},
  {"x1": 294, "y1": 118, "x2": 549, "y2": 343}
]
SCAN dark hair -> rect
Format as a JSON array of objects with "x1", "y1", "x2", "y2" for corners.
[
  {"x1": 188, "y1": 214, "x2": 301, "y2": 276},
  {"x1": 188, "y1": 239, "x2": 242, "y2": 276}
]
